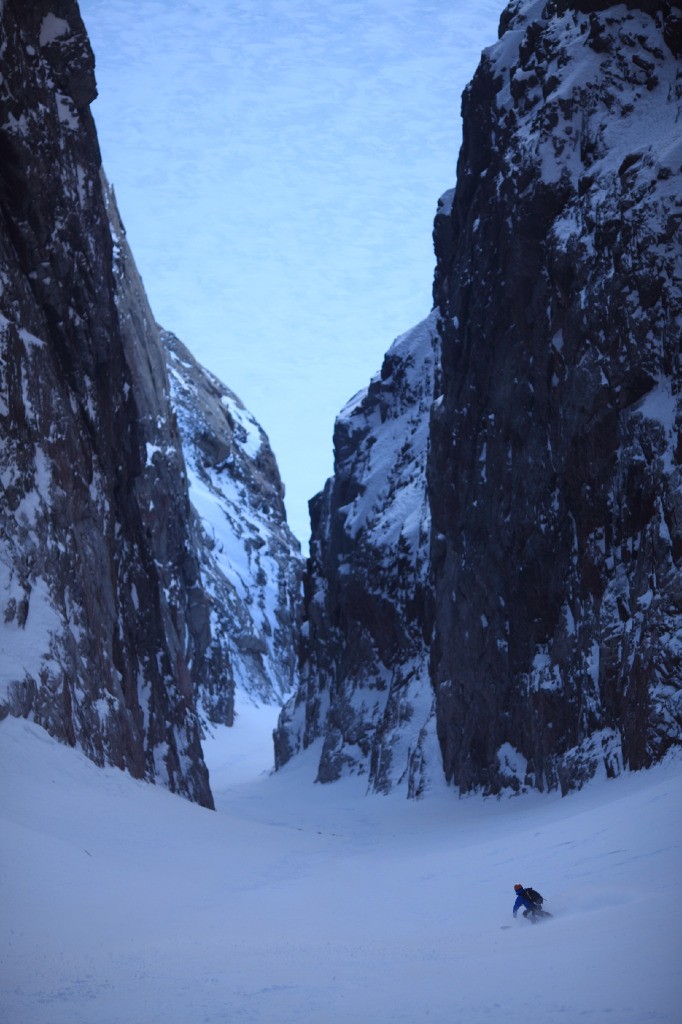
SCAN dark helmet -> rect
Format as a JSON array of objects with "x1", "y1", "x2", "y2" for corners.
[{"x1": 514, "y1": 883, "x2": 523, "y2": 891}]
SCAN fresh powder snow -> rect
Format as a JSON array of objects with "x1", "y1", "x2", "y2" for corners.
[{"x1": 1, "y1": 708, "x2": 680, "y2": 1024}]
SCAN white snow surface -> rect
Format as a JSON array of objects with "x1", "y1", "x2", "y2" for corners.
[
  {"x1": 78, "y1": 0, "x2": 508, "y2": 547},
  {"x1": 1, "y1": 709, "x2": 681, "y2": 1024},
  {"x1": 0, "y1": 575, "x2": 62, "y2": 703}
]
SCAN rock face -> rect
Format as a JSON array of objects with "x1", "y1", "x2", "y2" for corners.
[
  {"x1": 429, "y1": 0, "x2": 682, "y2": 794},
  {"x1": 163, "y1": 329, "x2": 301, "y2": 724},
  {"x1": 277, "y1": 0, "x2": 682, "y2": 795},
  {"x1": 275, "y1": 316, "x2": 441, "y2": 795},
  {"x1": 0, "y1": 0, "x2": 301, "y2": 804}
]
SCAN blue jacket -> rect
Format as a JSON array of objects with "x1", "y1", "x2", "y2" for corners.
[{"x1": 513, "y1": 890, "x2": 535, "y2": 916}]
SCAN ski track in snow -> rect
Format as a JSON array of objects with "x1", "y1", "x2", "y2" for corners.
[{"x1": 1, "y1": 708, "x2": 681, "y2": 1024}]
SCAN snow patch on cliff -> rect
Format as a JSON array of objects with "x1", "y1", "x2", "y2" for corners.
[{"x1": 39, "y1": 14, "x2": 71, "y2": 47}]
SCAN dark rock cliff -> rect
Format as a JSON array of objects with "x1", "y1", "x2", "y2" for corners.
[
  {"x1": 429, "y1": 0, "x2": 682, "y2": 794},
  {"x1": 276, "y1": 0, "x2": 682, "y2": 796},
  {"x1": 0, "y1": 0, "x2": 212, "y2": 805},
  {"x1": 0, "y1": 0, "x2": 301, "y2": 803},
  {"x1": 274, "y1": 316, "x2": 441, "y2": 795}
]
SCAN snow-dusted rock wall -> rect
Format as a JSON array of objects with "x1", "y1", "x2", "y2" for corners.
[
  {"x1": 275, "y1": 315, "x2": 441, "y2": 795},
  {"x1": 0, "y1": 0, "x2": 301, "y2": 805},
  {"x1": 163, "y1": 329, "x2": 302, "y2": 722},
  {"x1": 428, "y1": 0, "x2": 682, "y2": 793},
  {"x1": 0, "y1": 0, "x2": 213, "y2": 805},
  {"x1": 276, "y1": 0, "x2": 681, "y2": 798}
]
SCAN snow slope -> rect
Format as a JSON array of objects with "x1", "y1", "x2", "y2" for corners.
[{"x1": 1, "y1": 713, "x2": 680, "y2": 1024}]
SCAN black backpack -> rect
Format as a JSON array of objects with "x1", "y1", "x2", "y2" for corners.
[{"x1": 525, "y1": 887, "x2": 544, "y2": 906}]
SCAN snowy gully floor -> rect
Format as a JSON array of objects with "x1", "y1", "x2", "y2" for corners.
[{"x1": 1, "y1": 702, "x2": 681, "y2": 1024}]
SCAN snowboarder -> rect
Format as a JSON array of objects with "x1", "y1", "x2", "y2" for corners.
[{"x1": 513, "y1": 883, "x2": 548, "y2": 921}]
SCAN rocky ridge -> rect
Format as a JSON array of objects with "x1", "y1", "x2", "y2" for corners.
[{"x1": 276, "y1": 0, "x2": 682, "y2": 795}]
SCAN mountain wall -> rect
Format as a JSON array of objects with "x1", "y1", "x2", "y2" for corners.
[
  {"x1": 274, "y1": 315, "x2": 441, "y2": 795},
  {"x1": 0, "y1": 0, "x2": 301, "y2": 804},
  {"x1": 163, "y1": 328, "x2": 301, "y2": 723},
  {"x1": 429, "y1": 0, "x2": 681, "y2": 794},
  {"x1": 276, "y1": 0, "x2": 682, "y2": 795}
]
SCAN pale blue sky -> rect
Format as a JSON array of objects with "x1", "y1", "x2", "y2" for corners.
[{"x1": 80, "y1": 0, "x2": 506, "y2": 545}]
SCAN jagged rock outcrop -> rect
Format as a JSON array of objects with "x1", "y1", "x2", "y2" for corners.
[
  {"x1": 276, "y1": 0, "x2": 682, "y2": 796},
  {"x1": 0, "y1": 0, "x2": 301, "y2": 803},
  {"x1": 163, "y1": 329, "x2": 302, "y2": 723},
  {"x1": 429, "y1": 0, "x2": 682, "y2": 794},
  {"x1": 275, "y1": 315, "x2": 441, "y2": 794}
]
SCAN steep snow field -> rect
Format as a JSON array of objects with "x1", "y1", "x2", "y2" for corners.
[{"x1": 1, "y1": 706, "x2": 680, "y2": 1024}]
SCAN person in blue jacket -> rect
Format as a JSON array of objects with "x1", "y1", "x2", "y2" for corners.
[{"x1": 513, "y1": 883, "x2": 541, "y2": 921}]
